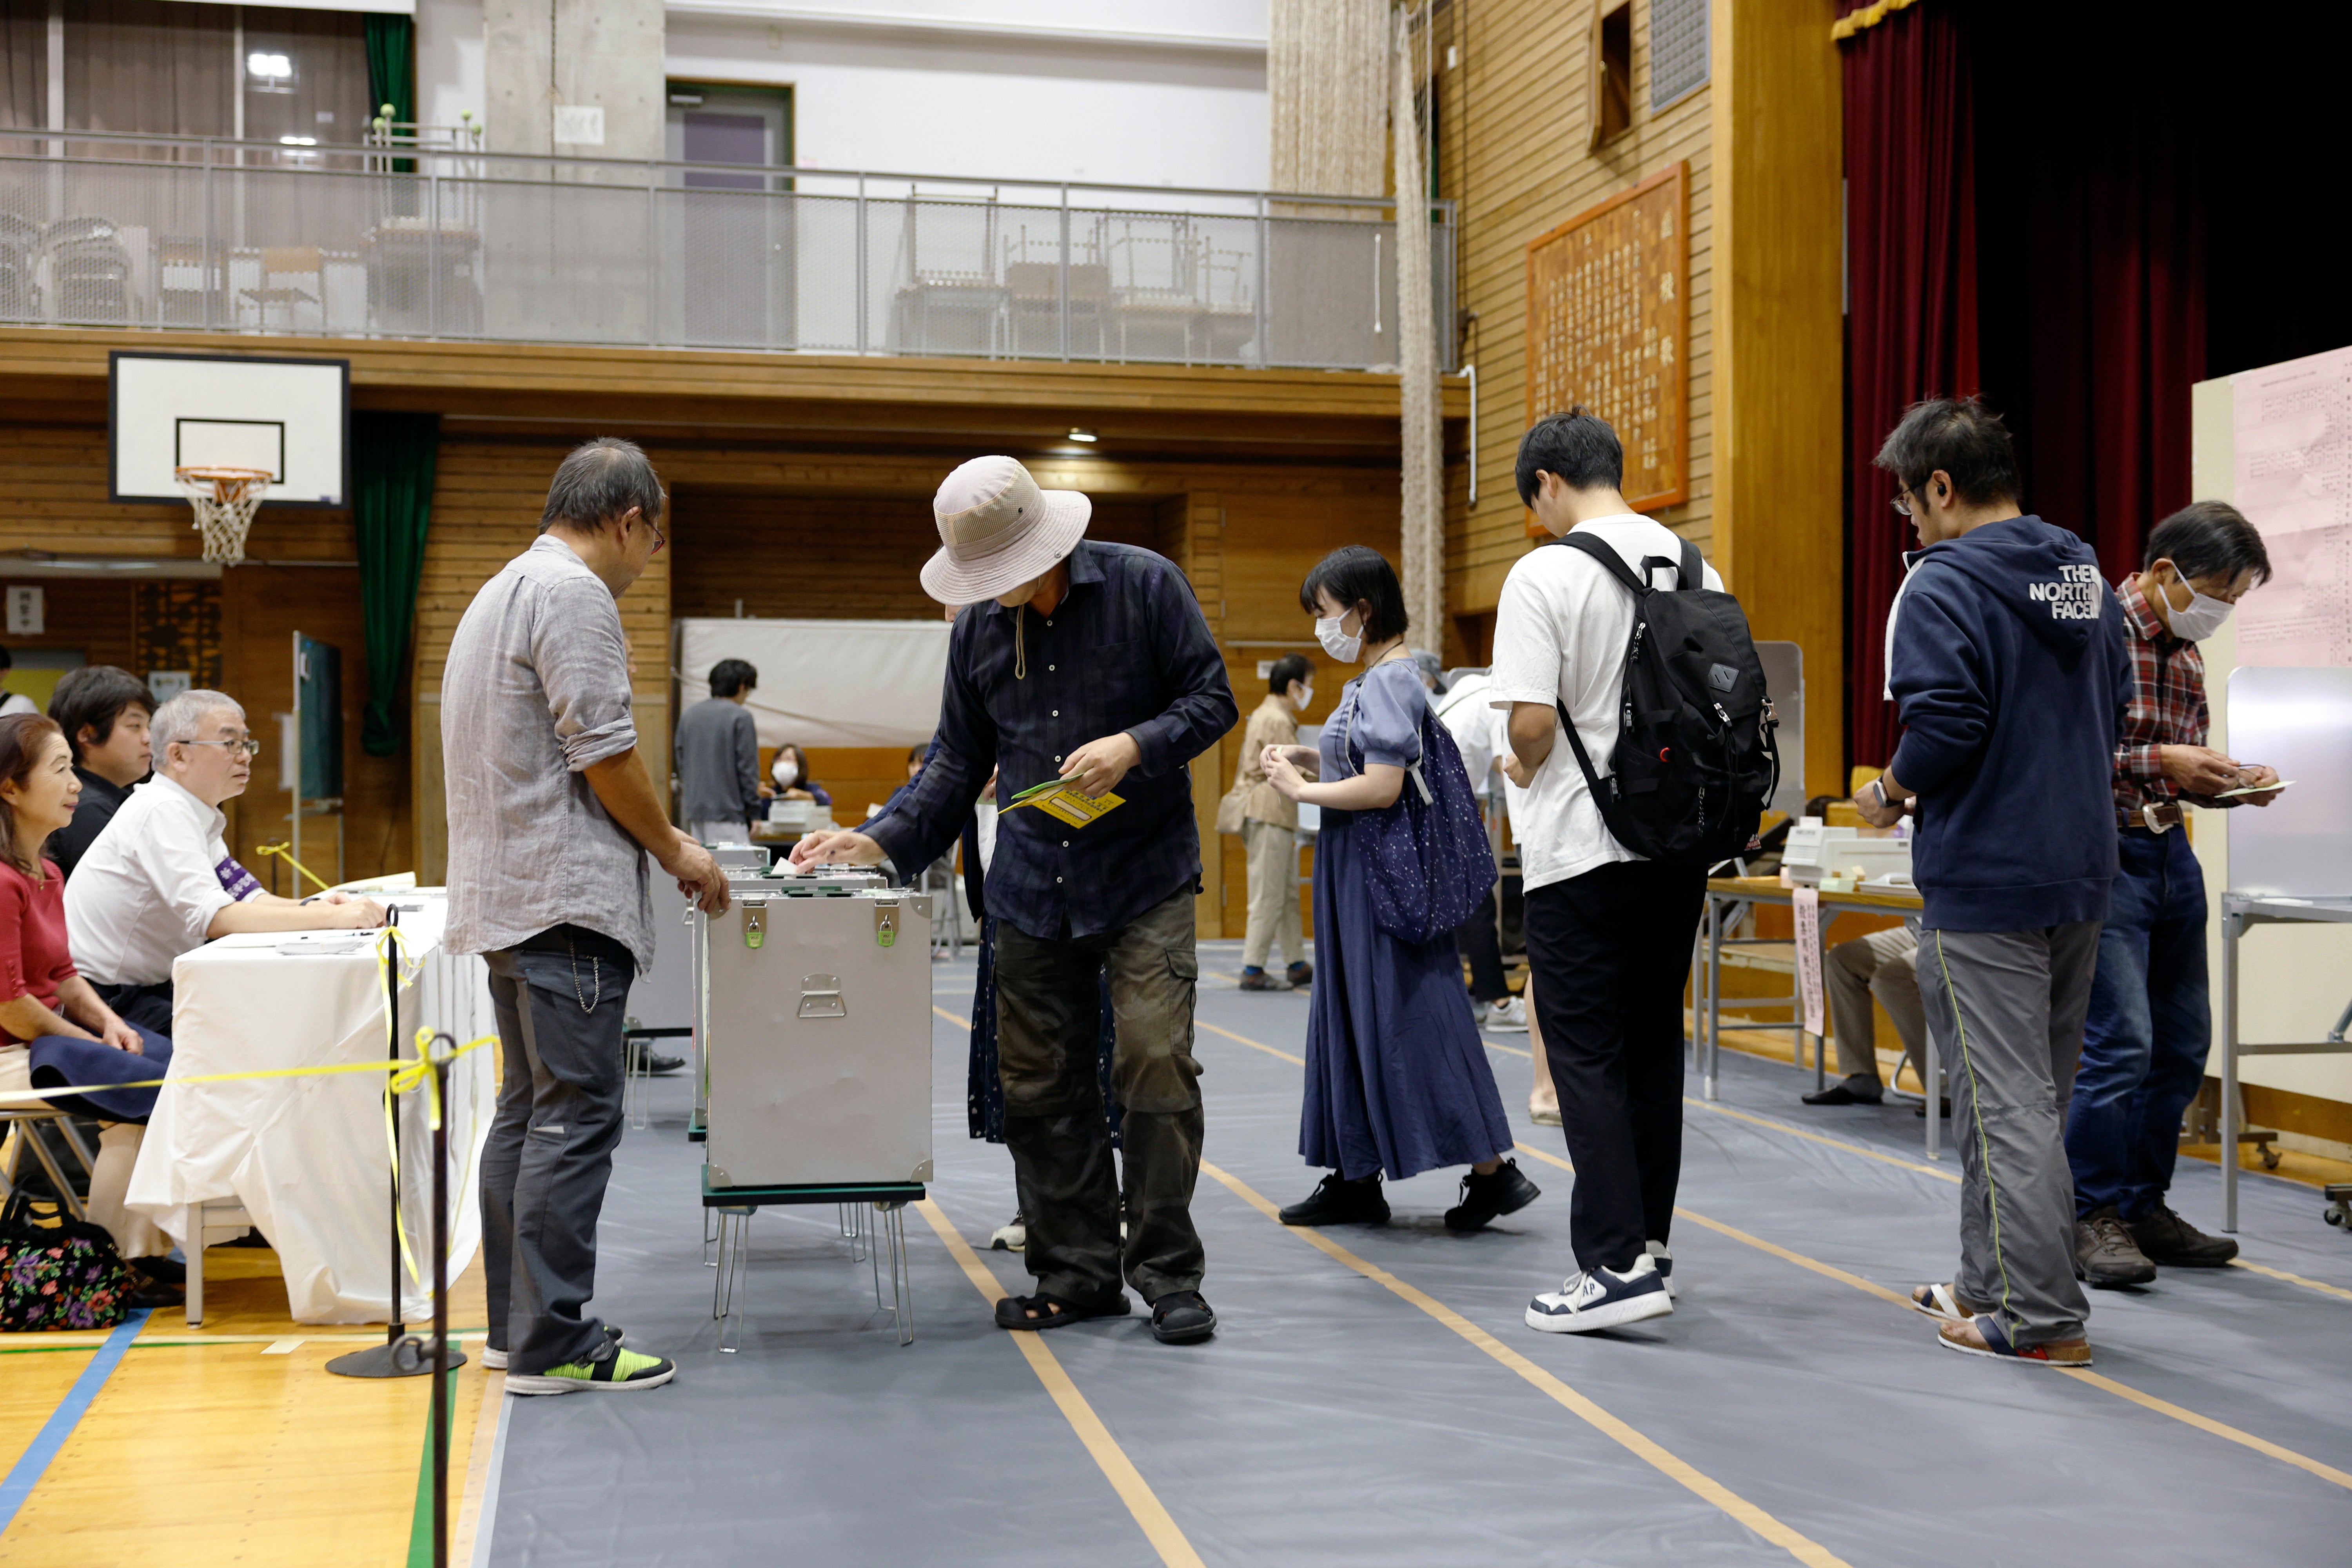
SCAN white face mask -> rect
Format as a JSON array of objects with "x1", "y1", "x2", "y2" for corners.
[
  {"x1": 1315, "y1": 615, "x2": 1362, "y2": 663},
  {"x1": 2160, "y1": 571, "x2": 2233, "y2": 642},
  {"x1": 1293, "y1": 683, "x2": 1314, "y2": 710},
  {"x1": 772, "y1": 757, "x2": 799, "y2": 787}
]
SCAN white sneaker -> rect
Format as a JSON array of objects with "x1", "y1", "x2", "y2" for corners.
[
  {"x1": 1485, "y1": 996, "x2": 1530, "y2": 1033},
  {"x1": 990, "y1": 1214, "x2": 1027, "y2": 1252},
  {"x1": 1646, "y1": 1240, "x2": 1677, "y2": 1299},
  {"x1": 1526, "y1": 1253, "x2": 1674, "y2": 1334}
]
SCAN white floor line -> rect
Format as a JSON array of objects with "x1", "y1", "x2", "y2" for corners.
[{"x1": 458, "y1": 1368, "x2": 511, "y2": 1568}]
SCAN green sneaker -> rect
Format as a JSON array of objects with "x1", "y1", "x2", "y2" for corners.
[{"x1": 505, "y1": 1347, "x2": 676, "y2": 1396}]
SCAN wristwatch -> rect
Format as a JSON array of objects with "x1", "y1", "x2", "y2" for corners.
[{"x1": 1864, "y1": 778, "x2": 1890, "y2": 815}]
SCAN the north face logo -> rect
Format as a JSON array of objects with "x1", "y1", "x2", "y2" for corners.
[
  {"x1": 2029, "y1": 564, "x2": 2102, "y2": 620},
  {"x1": 1708, "y1": 663, "x2": 1738, "y2": 693}
]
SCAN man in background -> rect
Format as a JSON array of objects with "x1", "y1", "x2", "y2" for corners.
[
  {"x1": 44, "y1": 666, "x2": 154, "y2": 880},
  {"x1": 443, "y1": 437, "x2": 728, "y2": 1396},
  {"x1": 0, "y1": 648, "x2": 36, "y2": 718},
  {"x1": 1857, "y1": 396, "x2": 2130, "y2": 1367},
  {"x1": 2066, "y1": 501, "x2": 2279, "y2": 1287},
  {"x1": 676, "y1": 657, "x2": 765, "y2": 844},
  {"x1": 1232, "y1": 652, "x2": 1313, "y2": 993}
]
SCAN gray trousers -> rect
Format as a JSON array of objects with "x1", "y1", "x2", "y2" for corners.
[
  {"x1": 1918, "y1": 922, "x2": 2098, "y2": 1347},
  {"x1": 481, "y1": 930, "x2": 632, "y2": 1374},
  {"x1": 1826, "y1": 925, "x2": 1927, "y2": 1087}
]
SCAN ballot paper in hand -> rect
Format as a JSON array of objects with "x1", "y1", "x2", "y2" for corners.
[
  {"x1": 1005, "y1": 777, "x2": 1125, "y2": 829},
  {"x1": 2214, "y1": 778, "x2": 2294, "y2": 799}
]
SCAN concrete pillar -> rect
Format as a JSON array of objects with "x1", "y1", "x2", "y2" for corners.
[
  {"x1": 480, "y1": 0, "x2": 664, "y2": 341},
  {"x1": 483, "y1": 0, "x2": 662, "y2": 163}
]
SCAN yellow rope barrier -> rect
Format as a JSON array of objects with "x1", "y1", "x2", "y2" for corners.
[
  {"x1": 252, "y1": 839, "x2": 334, "y2": 894},
  {"x1": 1831, "y1": 0, "x2": 1925, "y2": 43}
]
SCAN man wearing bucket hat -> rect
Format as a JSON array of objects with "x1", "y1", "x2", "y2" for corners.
[{"x1": 794, "y1": 455, "x2": 1237, "y2": 1345}]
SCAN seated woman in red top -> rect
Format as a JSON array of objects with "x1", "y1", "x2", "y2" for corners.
[{"x1": 0, "y1": 713, "x2": 177, "y2": 1276}]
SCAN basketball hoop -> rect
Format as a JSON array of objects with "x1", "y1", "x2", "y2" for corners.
[{"x1": 175, "y1": 465, "x2": 272, "y2": 564}]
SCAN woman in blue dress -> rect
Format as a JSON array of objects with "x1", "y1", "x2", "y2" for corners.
[{"x1": 1258, "y1": 547, "x2": 1539, "y2": 1231}]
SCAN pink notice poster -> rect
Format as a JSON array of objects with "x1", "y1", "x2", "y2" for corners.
[{"x1": 2232, "y1": 345, "x2": 2352, "y2": 667}]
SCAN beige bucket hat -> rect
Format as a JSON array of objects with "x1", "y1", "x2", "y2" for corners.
[{"x1": 920, "y1": 455, "x2": 1091, "y2": 604}]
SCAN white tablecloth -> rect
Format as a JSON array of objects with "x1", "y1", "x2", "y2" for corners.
[{"x1": 125, "y1": 895, "x2": 497, "y2": 1323}]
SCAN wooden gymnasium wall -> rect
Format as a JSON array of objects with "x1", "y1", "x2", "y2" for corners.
[
  {"x1": 0, "y1": 414, "x2": 411, "y2": 887},
  {"x1": 1442, "y1": 0, "x2": 1718, "y2": 629},
  {"x1": 410, "y1": 439, "x2": 1400, "y2": 937}
]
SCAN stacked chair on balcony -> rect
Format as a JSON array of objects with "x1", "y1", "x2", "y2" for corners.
[
  {"x1": 0, "y1": 212, "x2": 37, "y2": 321},
  {"x1": 239, "y1": 245, "x2": 326, "y2": 332},
  {"x1": 42, "y1": 216, "x2": 134, "y2": 325},
  {"x1": 1004, "y1": 260, "x2": 1109, "y2": 359}
]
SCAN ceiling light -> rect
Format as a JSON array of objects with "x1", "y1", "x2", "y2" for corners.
[
  {"x1": 248, "y1": 52, "x2": 293, "y2": 80},
  {"x1": 1066, "y1": 428, "x2": 1097, "y2": 443},
  {"x1": 279, "y1": 135, "x2": 317, "y2": 147}
]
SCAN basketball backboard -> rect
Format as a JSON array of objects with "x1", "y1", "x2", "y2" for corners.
[{"x1": 109, "y1": 351, "x2": 349, "y2": 508}]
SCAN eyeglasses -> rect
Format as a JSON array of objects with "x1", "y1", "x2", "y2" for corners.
[
  {"x1": 643, "y1": 517, "x2": 666, "y2": 555},
  {"x1": 185, "y1": 738, "x2": 262, "y2": 757},
  {"x1": 1891, "y1": 489, "x2": 1915, "y2": 518}
]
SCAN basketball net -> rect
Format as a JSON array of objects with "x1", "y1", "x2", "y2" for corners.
[{"x1": 174, "y1": 466, "x2": 272, "y2": 564}]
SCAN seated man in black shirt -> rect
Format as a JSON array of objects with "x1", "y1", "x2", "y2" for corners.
[{"x1": 44, "y1": 666, "x2": 154, "y2": 880}]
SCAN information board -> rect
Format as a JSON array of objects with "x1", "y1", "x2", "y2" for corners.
[
  {"x1": 2231, "y1": 344, "x2": 2352, "y2": 666},
  {"x1": 1523, "y1": 162, "x2": 1689, "y2": 528}
]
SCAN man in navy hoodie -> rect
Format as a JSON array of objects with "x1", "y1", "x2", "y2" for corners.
[{"x1": 1855, "y1": 397, "x2": 2130, "y2": 1368}]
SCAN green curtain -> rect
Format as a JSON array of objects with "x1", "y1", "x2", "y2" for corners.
[
  {"x1": 364, "y1": 15, "x2": 416, "y2": 172},
  {"x1": 353, "y1": 411, "x2": 437, "y2": 757}
]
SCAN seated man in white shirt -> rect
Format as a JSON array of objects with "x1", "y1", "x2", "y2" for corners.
[{"x1": 64, "y1": 689, "x2": 385, "y2": 1034}]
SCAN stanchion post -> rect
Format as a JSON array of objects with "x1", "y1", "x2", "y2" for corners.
[
  {"x1": 430, "y1": 1035, "x2": 452, "y2": 1568},
  {"x1": 385, "y1": 907, "x2": 405, "y2": 1346}
]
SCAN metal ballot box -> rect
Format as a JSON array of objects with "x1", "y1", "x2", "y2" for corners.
[{"x1": 699, "y1": 868, "x2": 935, "y2": 1191}]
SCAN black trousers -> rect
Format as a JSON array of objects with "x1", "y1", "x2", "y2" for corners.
[
  {"x1": 1524, "y1": 858, "x2": 1705, "y2": 1274},
  {"x1": 1454, "y1": 884, "x2": 1510, "y2": 1004},
  {"x1": 992, "y1": 887, "x2": 1204, "y2": 1305}
]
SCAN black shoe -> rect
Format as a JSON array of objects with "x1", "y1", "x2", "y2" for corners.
[
  {"x1": 1279, "y1": 1172, "x2": 1390, "y2": 1227},
  {"x1": 2073, "y1": 1204, "x2": 2158, "y2": 1287},
  {"x1": 1238, "y1": 969, "x2": 1288, "y2": 992},
  {"x1": 1286, "y1": 962, "x2": 1314, "y2": 989},
  {"x1": 128, "y1": 1255, "x2": 185, "y2": 1286},
  {"x1": 1802, "y1": 1077, "x2": 1884, "y2": 1107},
  {"x1": 643, "y1": 1052, "x2": 687, "y2": 1076},
  {"x1": 1914, "y1": 1098, "x2": 1954, "y2": 1119},
  {"x1": 223, "y1": 1229, "x2": 272, "y2": 1248},
  {"x1": 2128, "y1": 1203, "x2": 2238, "y2": 1267},
  {"x1": 1149, "y1": 1290, "x2": 1217, "y2": 1344},
  {"x1": 1444, "y1": 1159, "x2": 1542, "y2": 1232}
]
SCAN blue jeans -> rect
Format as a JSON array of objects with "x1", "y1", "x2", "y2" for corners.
[{"x1": 2065, "y1": 828, "x2": 2209, "y2": 1220}]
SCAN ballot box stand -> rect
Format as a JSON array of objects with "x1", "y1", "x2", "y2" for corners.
[
  {"x1": 2217, "y1": 667, "x2": 2352, "y2": 1232},
  {"x1": 694, "y1": 867, "x2": 935, "y2": 1348}
]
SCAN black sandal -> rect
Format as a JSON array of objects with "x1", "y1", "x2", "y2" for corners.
[{"x1": 993, "y1": 1290, "x2": 1129, "y2": 1332}]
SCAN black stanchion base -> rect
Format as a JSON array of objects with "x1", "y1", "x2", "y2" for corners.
[{"x1": 325, "y1": 1334, "x2": 470, "y2": 1379}]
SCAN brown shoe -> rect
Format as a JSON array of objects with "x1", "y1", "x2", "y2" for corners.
[
  {"x1": 1936, "y1": 1314, "x2": 2092, "y2": 1367},
  {"x1": 2127, "y1": 1204, "x2": 2238, "y2": 1267},
  {"x1": 1238, "y1": 969, "x2": 1287, "y2": 991},
  {"x1": 2074, "y1": 1205, "x2": 2158, "y2": 1287}
]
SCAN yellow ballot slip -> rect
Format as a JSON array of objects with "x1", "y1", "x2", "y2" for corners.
[{"x1": 1005, "y1": 777, "x2": 1126, "y2": 828}]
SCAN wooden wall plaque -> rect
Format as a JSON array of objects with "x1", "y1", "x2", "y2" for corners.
[{"x1": 1523, "y1": 161, "x2": 1689, "y2": 529}]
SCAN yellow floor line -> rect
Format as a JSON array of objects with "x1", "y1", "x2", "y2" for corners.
[
  {"x1": 1684, "y1": 1098, "x2": 1959, "y2": 1182},
  {"x1": 1501, "y1": 1143, "x2": 2352, "y2": 1491},
  {"x1": 934, "y1": 1004, "x2": 973, "y2": 1031},
  {"x1": 1185, "y1": 1016, "x2": 2352, "y2": 1494},
  {"x1": 912, "y1": 1200, "x2": 1206, "y2": 1568},
  {"x1": 1199, "y1": 1158, "x2": 1852, "y2": 1568},
  {"x1": 2229, "y1": 1258, "x2": 2352, "y2": 1303},
  {"x1": 1196, "y1": 1019, "x2": 1302, "y2": 1065}
]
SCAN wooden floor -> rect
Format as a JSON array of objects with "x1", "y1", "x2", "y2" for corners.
[{"x1": 0, "y1": 1244, "x2": 495, "y2": 1566}]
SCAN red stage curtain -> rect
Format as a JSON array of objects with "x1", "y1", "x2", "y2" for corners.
[
  {"x1": 1973, "y1": 11, "x2": 2206, "y2": 587},
  {"x1": 1838, "y1": 0, "x2": 1978, "y2": 772}
]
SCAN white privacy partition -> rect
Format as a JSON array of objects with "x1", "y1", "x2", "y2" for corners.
[{"x1": 675, "y1": 618, "x2": 953, "y2": 750}]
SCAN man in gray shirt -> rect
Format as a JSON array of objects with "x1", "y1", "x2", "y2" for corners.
[
  {"x1": 443, "y1": 437, "x2": 728, "y2": 1395},
  {"x1": 675, "y1": 657, "x2": 764, "y2": 844}
]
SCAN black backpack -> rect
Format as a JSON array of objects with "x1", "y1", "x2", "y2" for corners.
[{"x1": 1549, "y1": 532, "x2": 1779, "y2": 865}]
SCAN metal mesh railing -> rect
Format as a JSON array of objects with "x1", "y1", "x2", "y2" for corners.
[{"x1": 0, "y1": 134, "x2": 1455, "y2": 372}]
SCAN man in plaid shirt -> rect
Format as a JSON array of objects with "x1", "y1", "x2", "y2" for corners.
[{"x1": 2068, "y1": 501, "x2": 2282, "y2": 1288}]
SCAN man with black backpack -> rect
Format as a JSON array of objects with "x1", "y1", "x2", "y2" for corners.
[{"x1": 1492, "y1": 408, "x2": 1773, "y2": 1334}]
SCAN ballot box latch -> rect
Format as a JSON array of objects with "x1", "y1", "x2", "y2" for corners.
[
  {"x1": 743, "y1": 895, "x2": 767, "y2": 949},
  {"x1": 797, "y1": 975, "x2": 846, "y2": 1019},
  {"x1": 873, "y1": 896, "x2": 900, "y2": 949}
]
